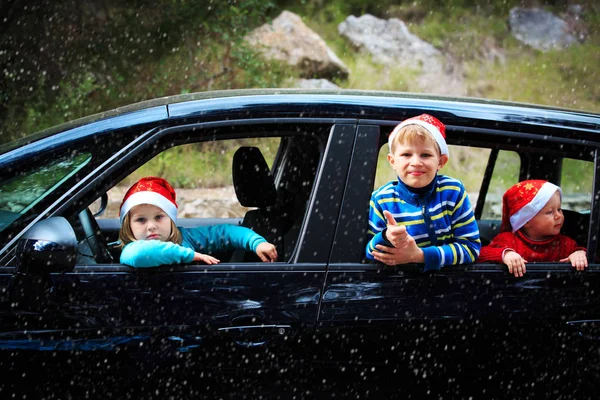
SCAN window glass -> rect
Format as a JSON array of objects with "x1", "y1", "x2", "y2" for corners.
[
  {"x1": 373, "y1": 144, "x2": 394, "y2": 190},
  {"x1": 481, "y1": 150, "x2": 520, "y2": 220},
  {"x1": 100, "y1": 133, "x2": 322, "y2": 263},
  {"x1": 101, "y1": 138, "x2": 281, "y2": 220},
  {"x1": 560, "y1": 158, "x2": 593, "y2": 211},
  {"x1": 374, "y1": 144, "x2": 494, "y2": 199},
  {"x1": 0, "y1": 152, "x2": 92, "y2": 232}
]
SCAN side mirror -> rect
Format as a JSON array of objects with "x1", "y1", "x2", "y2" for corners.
[{"x1": 15, "y1": 217, "x2": 78, "y2": 274}]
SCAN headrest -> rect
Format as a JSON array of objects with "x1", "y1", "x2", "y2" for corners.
[{"x1": 232, "y1": 146, "x2": 277, "y2": 208}]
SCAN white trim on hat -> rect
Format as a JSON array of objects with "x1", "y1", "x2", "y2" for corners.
[
  {"x1": 509, "y1": 182, "x2": 562, "y2": 232},
  {"x1": 120, "y1": 191, "x2": 178, "y2": 224},
  {"x1": 388, "y1": 120, "x2": 449, "y2": 156}
]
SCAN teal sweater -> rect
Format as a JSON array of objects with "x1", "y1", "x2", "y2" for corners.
[{"x1": 120, "y1": 224, "x2": 266, "y2": 268}]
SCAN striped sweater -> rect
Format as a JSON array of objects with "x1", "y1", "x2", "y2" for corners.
[{"x1": 366, "y1": 174, "x2": 481, "y2": 271}]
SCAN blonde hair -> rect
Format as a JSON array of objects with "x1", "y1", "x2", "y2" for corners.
[
  {"x1": 390, "y1": 124, "x2": 441, "y2": 155},
  {"x1": 118, "y1": 211, "x2": 182, "y2": 248}
]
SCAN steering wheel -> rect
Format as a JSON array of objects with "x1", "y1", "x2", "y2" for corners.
[{"x1": 78, "y1": 207, "x2": 114, "y2": 263}]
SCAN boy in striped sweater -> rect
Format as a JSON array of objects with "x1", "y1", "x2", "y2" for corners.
[{"x1": 365, "y1": 114, "x2": 481, "y2": 271}]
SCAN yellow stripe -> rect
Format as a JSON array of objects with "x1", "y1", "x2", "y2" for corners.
[
  {"x1": 431, "y1": 210, "x2": 451, "y2": 220},
  {"x1": 404, "y1": 219, "x2": 425, "y2": 226},
  {"x1": 454, "y1": 191, "x2": 467, "y2": 210},
  {"x1": 450, "y1": 243, "x2": 458, "y2": 265},
  {"x1": 454, "y1": 215, "x2": 475, "y2": 229},
  {"x1": 437, "y1": 185, "x2": 461, "y2": 192},
  {"x1": 368, "y1": 241, "x2": 376, "y2": 252},
  {"x1": 438, "y1": 234, "x2": 454, "y2": 241},
  {"x1": 379, "y1": 198, "x2": 406, "y2": 204},
  {"x1": 461, "y1": 243, "x2": 476, "y2": 261},
  {"x1": 370, "y1": 201, "x2": 385, "y2": 222}
]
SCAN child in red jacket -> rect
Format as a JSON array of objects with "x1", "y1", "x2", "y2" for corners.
[{"x1": 478, "y1": 180, "x2": 587, "y2": 277}]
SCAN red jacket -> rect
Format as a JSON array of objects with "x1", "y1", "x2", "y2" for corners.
[{"x1": 478, "y1": 230, "x2": 585, "y2": 263}]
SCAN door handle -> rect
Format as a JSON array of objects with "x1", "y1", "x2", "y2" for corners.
[
  {"x1": 218, "y1": 324, "x2": 291, "y2": 347},
  {"x1": 567, "y1": 320, "x2": 600, "y2": 341}
]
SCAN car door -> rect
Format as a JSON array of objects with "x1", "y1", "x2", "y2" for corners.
[
  {"x1": 0, "y1": 121, "x2": 357, "y2": 395},
  {"x1": 316, "y1": 122, "x2": 600, "y2": 398}
]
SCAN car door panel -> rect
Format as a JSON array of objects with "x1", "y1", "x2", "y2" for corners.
[
  {"x1": 0, "y1": 265, "x2": 325, "y2": 397},
  {"x1": 318, "y1": 262, "x2": 600, "y2": 397},
  {"x1": 317, "y1": 122, "x2": 600, "y2": 395},
  {"x1": 0, "y1": 123, "x2": 357, "y2": 384}
]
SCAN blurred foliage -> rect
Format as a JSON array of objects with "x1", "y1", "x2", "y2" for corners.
[
  {"x1": 1, "y1": 0, "x2": 279, "y2": 143},
  {"x1": 1, "y1": 0, "x2": 599, "y2": 189}
]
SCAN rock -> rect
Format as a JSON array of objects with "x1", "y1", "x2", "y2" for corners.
[
  {"x1": 338, "y1": 14, "x2": 466, "y2": 96},
  {"x1": 338, "y1": 14, "x2": 441, "y2": 68},
  {"x1": 245, "y1": 11, "x2": 350, "y2": 80},
  {"x1": 509, "y1": 7, "x2": 579, "y2": 51}
]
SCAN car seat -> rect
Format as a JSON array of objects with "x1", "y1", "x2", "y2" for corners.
[{"x1": 231, "y1": 146, "x2": 286, "y2": 262}]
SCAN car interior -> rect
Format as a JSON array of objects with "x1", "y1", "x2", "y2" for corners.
[
  {"x1": 229, "y1": 137, "x2": 322, "y2": 262},
  {"x1": 473, "y1": 147, "x2": 593, "y2": 249},
  {"x1": 2, "y1": 120, "x2": 595, "y2": 268},
  {"x1": 373, "y1": 125, "x2": 595, "y2": 255},
  {"x1": 76, "y1": 127, "x2": 325, "y2": 265},
  {"x1": 73, "y1": 121, "x2": 595, "y2": 266}
]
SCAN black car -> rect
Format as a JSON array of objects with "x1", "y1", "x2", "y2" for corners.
[{"x1": 0, "y1": 90, "x2": 599, "y2": 399}]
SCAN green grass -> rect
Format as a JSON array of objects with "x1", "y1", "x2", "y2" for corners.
[
  {"x1": 466, "y1": 43, "x2": 600, "y2": 112},
  {"x1": 121, "y1": 138, "x2": 281, "y2": 189}
]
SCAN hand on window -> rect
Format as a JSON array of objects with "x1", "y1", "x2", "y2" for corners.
[
  {"x1": 256, "y1": 242, "x2": 278, "y2": 262},
  {"x1": 561, "y1": 250, "x2": 587, "y2": 271},
  {"x1": 193, "y1": 252, "x2": 220, "y2": 265},
  {"x1": 502, "y1": 250, "x2": 526, "y2": 277}
]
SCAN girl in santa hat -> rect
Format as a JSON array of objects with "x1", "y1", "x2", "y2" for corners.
[
  {"x1": 478, "y1": 180, "x2": 587, "y2": 277},
  {"x1": 118, "y1": 176, "x2": 278, "y2": 268}
]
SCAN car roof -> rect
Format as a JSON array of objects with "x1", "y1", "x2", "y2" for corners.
[{"x1": 2, "y1": 89, "x2": 599, "y2": 157}]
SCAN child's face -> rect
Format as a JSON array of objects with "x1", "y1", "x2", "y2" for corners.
[
  {"x1": 388, "y1": 139, "x2": 448, "y2": 189},
  {"x1": 129, "y1": 204, "x2": 173, "y2": 242},
  {"x1": 522, "y1": 191, "x2": 564, "y2": 241}
]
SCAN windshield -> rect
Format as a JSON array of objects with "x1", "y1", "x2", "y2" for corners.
[{"x1": 0, "y1": 152, "x2": 92, "y2": 232}]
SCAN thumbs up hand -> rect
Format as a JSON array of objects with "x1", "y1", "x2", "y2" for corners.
[
  {"x1": 372, "y1": 210, "x2": 425, "y2": 265},
  {"x1": 382, "y1": 210, "x2": 408, "y2": 248}
]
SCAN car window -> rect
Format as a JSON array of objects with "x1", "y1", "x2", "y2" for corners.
[
  {"x1": 98, "y1": 132, "x2": 322, "y2": 263},
  {"x1": 560, "y1": 157, "x2": 593, "y2": 212},
  {"x1": 0, "y1": 152, "x2": 92, "y2": 233},
  {"x1": 373, "y1": 144, "x2": 505, "y2": 202},
  {"x1": 100, "y1": 138, "x2": 281, "y2": 220},
  {"x1": 480, "y1": 150, "x2": 520, "y2": 220}
]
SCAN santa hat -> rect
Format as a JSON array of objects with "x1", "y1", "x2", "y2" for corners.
[
  {"x1": 389, "y1": 113, "x2": 449, "y2": 157},
  {"x1": 119, "y1": 176, "x2": 178, "y2": 224},
  {"x1": 501, "y1": 180, "x2": 562, "y2": 233}
]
